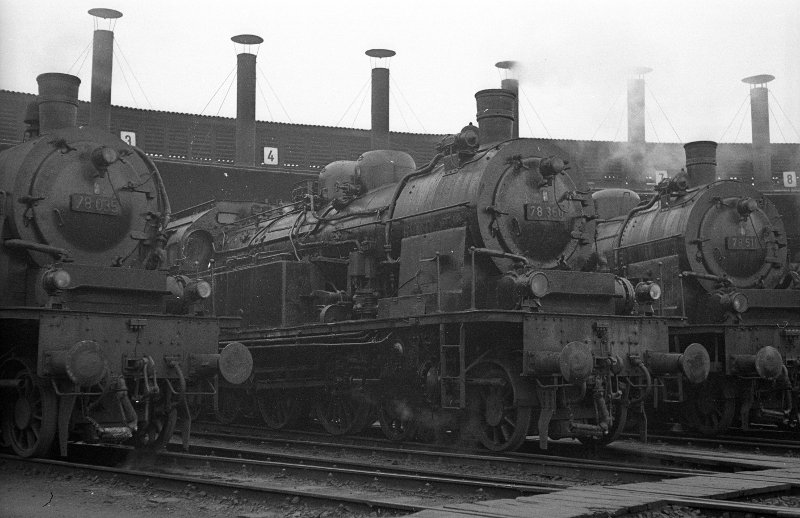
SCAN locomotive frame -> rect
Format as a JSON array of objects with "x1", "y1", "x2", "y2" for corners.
[
  {"x1": 168, "y1": 90, "x2": 709, "y2": 451},
  {"x1": 594, "y1": 141, "x2": 800, "y2": 435},
  {"x1": 0, "y1": 73, "x2": 252, "y2": 458}
]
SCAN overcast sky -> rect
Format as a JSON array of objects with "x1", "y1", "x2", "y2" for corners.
[{"x1": 1, "y1": 0, "x2": 798, "y2": 143}]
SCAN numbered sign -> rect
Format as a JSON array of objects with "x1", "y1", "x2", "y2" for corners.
[
  {"x1": 655, "y1": 170, "x2": 669, "y2": 184},
  {"x1": 263, "y1": 146, "x2": 279, "y2": 165},
  {"x1": 120, "y1": 131, "x2": 136, "y2": 147},
  {"x1": 783, "y1": 171, "x2": 797, "y2": 188}
]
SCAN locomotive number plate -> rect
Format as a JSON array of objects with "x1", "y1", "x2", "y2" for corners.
[
  {"x1": 726, "y1": 236, "x2": 758, "y2": 250},
  {"x1": 525, "y1": 203, "x2": 567, "y2": 221},
  {"x1": 70, "y1": 194, "x2": 121, "y2": 216}
]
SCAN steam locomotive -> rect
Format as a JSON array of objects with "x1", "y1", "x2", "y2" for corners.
[
  {"x1": 167, "y1": 89, "x2": 710, "y2": 452},
  {"x1": 594, "y1": 141, "x2": 800, "y2": 434},
  {"x1": 0, "y1": 73, "x2": 252, "y2": 458}
]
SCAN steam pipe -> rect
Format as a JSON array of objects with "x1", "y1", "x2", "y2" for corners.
[
  {"x1": 132, "y1": 147, "x2": 172, "y2": 229},
  {"x1": 384, "y1": 153, "x2": 445, "y2": 261},
  {"x1": 3, "y1": 239, "x2": 71, "y2": 260}
]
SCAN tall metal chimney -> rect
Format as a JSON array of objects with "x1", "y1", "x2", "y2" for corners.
[
  {"x1": 496, "y1": 61, "x2": 519, "y2": 139},
  {"x1": 366, "y1": 49, "x2": 394, "y2": 150},
  {"x1": 742, "y1": 74, "x2": 775, "y2": 190},
  {"x1": 627, "y1": 67, "x2": 651, "y2": 143},
  {"x1": 37, "y1": 73, "x2": 81, "y2": 134},
  {"x1": 232, "y1": 34, "x2": 263, "y2": 166},
  {"x1": 88, "y1": 8, "x2": 122, "y2": 132}
]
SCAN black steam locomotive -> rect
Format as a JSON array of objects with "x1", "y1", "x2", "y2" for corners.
[
  {"x1": 0, "y1": 73, "x2": 252, "y2": 458},
  {"x1": 167, "y1": 89, "x2": 710, "y2": 452},
  {"x1": 594, "y1": 141, "x2": 800, "y2": 434}
]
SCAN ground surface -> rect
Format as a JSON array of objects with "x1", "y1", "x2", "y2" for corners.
[{"x1": 0, "y1": 461, "x2": 372, "y2": 518}]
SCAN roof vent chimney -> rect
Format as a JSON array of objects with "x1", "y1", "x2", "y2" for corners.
[
  {"x1": 232, "y1": 34, "x2": 263, "y2": 166},
  {"x1": 496, "y1": 61, "x2": 519, "y2": 139},
  {"x1": 742, "y1": 74, "x2": 774, "y2": 189},
  {"x1": 366, "y1": 49, "x2": 394, "y2": 150},
  {"x1": 88, "y1": 8, "x2": 122, "y2": 132}
]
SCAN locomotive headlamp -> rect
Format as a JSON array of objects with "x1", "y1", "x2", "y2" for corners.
[
  {"x1": 529, "y1": 272, "x2": 550, "y2": 298},
  {"x1": 539, "y1": 157, "x2": 566, "y2": 177},
  {"x1": 736, "y1": 197, "x2": 759, "y2": 216},
  {"x1": 715, "y1": 292, "x2": 749, "y2": 314},
  {"x1": 731, "y1": 292, "x2": 749, "y2": 313},
  {"x1": 185, "y1": 280, "x2": 212, "y2": 301},
  {"x1": 42, "y1": 268, "x2": 71, "y2": 294},
  {"x1": 91, "y1": 146, "x2": 119, "y2": 168},
  {"x1": 635, "y1": 281, "x2": 662, "y2": 303}
]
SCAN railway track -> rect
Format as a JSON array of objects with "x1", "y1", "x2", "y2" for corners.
[
  {"x1": 625, "y1": 430, "x2": 800, "y2": 454},
  {"x1": 187, "y1": 423, "x2": 735, "y2": 484}
]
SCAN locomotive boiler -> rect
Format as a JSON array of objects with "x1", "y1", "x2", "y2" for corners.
[
  {"x1": 169, "y1": 89, "x2": 709, "y2": 451},
  {"x1": 594, "y1": 141, "x2": 800, "y2": 434},
  {"x1": 0, "y1": 73, "x2": 252, "y2": 458}
]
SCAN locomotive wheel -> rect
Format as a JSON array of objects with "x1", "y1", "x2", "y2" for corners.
[
  {"x1": 255, "y1": 390, "x2": 304, "y2": 430},
  {"x1": 578, "y1": 394, "x2": 628, "y2": 446},
  {"x1": 470, "y1": 362, "x2": 531, "y2": 452},
  {"x1": 314, "y1": 389, "x2": 372, "y2": 436},
  {"x1": 186, "y1": 394, "x2": 205, "y2": 421},
  {"x1": 1, "y1": 369, "x2": 58, "y2": 458},
  {"x1": 214, "y1": 386, "x2": 242, "y2": 425},
  {"x1": 137, "y1": 408, "x2": 178, "y2": 450},
  {"x1": 378, "y1": 398, "x2": 417, "y2": 442},
  {"x1": 684, "y1": 376, "x2": 736, "y2": 436}
]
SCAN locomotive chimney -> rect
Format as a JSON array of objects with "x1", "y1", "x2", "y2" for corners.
[
  {"x1": 742, "y1": 74, "x2": 774, "y2": 190},
  {"x1": 36, "y1": 73, "x2": 81, "y2": 134},
  {"x1": 88, "y1": 8, "x2": 122, "y2": 132},
  {"x1": 496, "y1": 61, "x2": 519, "y2": 139},
  {"x1": 684, "y1": 141, "x2": 718, "y2": 187},
  {"x1": 366, "y1": 49, "x2": 394, "y2": 150},
  {"x1": 232, "y1": 34, "x2": 263, "y2": 166},
  {"x1": 475, "y1": 89, "x2": 516, "y2": 145},
  {"x1": 627, "y1": 67, "x2": 651, "y2": 144}
]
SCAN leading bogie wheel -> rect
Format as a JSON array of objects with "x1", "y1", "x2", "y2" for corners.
[
  {"x1": 255, "y1": 390, "x2": 305, "y2": 430},
  {"x1": 470, "y1": 362, "x2": 531, "y2": 452},
  {"x1": 378, "y1": 397, "x2": 417, "y2": 442},
  {"x1": 578, "y1": 391, "x2": 628, "y2": 446},
  {"x1": 214, "y1": 386, "x2": 242, "y2": 424},
  {"x1": 1, "y1": 368, "x2": 58, "y2": 458},
  {"x1": 683, "y1": 376, "x2": 736, "y2": 436},
  {"x1": 314, "y1": 389, "x2": 373, "y2": 436}
]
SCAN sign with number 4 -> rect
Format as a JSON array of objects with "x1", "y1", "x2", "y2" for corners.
[
  {"x1": 784, "y1": 171, "x2": 797, "y2": 188},
  {"x1": 263, "y1": 146, "x2": 279, "y2": 165}
]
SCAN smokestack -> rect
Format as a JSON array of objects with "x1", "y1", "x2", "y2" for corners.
[
  {"x1": 684, "y1": 141, "x2": 718, "y2": 187},
  {"x1": 37, "y1": 73, "x2": 81, "y2": 134},
  {"x1": 743, "y1": 74, "x2": 775, "y2": 190},
  {"x1": 366, "y1": 49, "x2": 395, "y2": 150},
  {"x1": 496, "y1": 61, "x2": 519, "y2": 139},
  {"x1": 88, "y1": 8, "x2": 122, "y2": 132},
  {"x1": 627, "y1": 67, "x2": 651, "y2": 143},
  {"x1": 232, "y1": 34, "x2": 263, "y2": 166},
  {"x1": 475, "y1": 89, "x2": 516, "y2": 145}
]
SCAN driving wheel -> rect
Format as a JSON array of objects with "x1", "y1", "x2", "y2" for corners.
[
  {"x1": 1, "y1": 368, "x2": 58, "y2": 458},
  {"x1": 470, "y1": 362, "x2": 531, "y2": 452}
]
